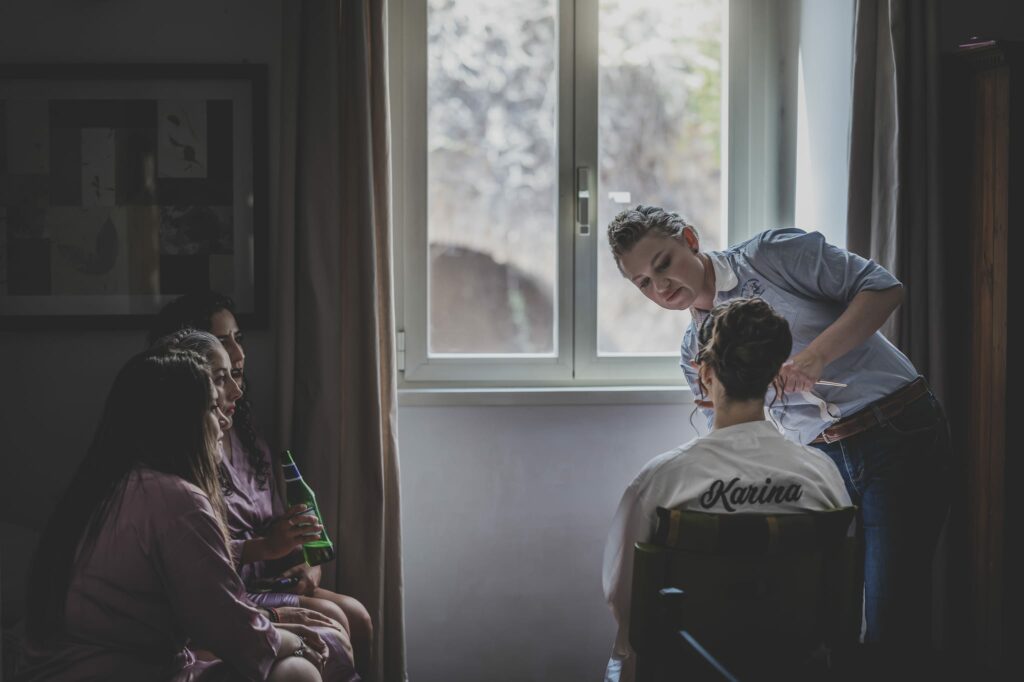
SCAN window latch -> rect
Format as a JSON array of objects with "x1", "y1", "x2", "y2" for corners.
[{"x1": 577, "y1": 167, "x2": 590, "y2": 235}]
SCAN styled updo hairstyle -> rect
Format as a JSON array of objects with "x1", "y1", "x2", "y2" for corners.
[
  {"x1": 149, "y1": 328, "x2": 224, "y2": 364},
  {"x1": 695, "y1": 298, "x2": 792, "y2": 403}
]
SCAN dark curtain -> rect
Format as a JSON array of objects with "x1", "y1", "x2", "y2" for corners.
[
  {"x1": 276, "y1": 2, "x2": 406, "y2": 680},
  {"x1": 846, "y1": 0, "x2": 959, "y2": 653}
]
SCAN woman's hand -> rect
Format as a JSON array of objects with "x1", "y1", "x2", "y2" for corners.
[
  {"x1": 779, "y1": 348, "x2": 826, "y2": 393},
  {"x1": 278, "y1": 563, "x2": 321, "y2": 597},
  {"x1": 258, "y1": 505, "x2": 322, "y2": 561},
  {"x1": 275, "y1": 606, "x2": 345, "y2": 634},
  {"x1": 275, "y1": 625, "x2": 327, "y2": 671}
]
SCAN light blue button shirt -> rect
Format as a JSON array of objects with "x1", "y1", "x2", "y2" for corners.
[{"x1": 680, "y1": 228, "x2": 920, "y2": 445}]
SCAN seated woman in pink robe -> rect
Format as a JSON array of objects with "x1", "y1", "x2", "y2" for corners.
[
  {"x1": 16, "y1": 351, "x2": 325, "y2": 681},
  {"x1": 151, "y1": 329, "x2": 358, "y2": 682},
  {"x1": 150, "y1": 292, "x2": 372, "y2": 675}
]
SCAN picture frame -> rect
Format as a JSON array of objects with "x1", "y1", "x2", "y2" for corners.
[{"x1": 0, "y1": 64, "x2": 268, "y2": 330}]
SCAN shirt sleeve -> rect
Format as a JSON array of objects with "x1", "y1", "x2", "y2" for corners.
[
  {"x1": 602, "y1": 476, "x2": 659, "y2": 662},
  {"x1": 744, "y1": 228, "x2": 902, "y2": 304},
  {"x1": 264, "y1": 441, "x2": 306, "y2": 572},
  {"x1": 263, "y1": 439, "x2": 288, "y2": 519},
  {"x1": 154, "y1": 494, "x2": 281, "y2": 681},
  {"x1": 228, "y1": 538, "x2": 246, "y2": 568}
]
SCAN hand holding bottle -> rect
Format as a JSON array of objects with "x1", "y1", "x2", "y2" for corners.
[
  {"x1": 262, "y1": 504, "x2": 322, "y2": 560},
  {"x1": 281, "y1": 450, "x2": 336, "y2": 566}
]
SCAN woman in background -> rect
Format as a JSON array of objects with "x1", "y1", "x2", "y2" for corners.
[
  {"x1": 150, "y1": 292, "x2": 373, "y2": 674},
  {"x1": 17, "y1": 351, "x2": 324, "y2": 681}
]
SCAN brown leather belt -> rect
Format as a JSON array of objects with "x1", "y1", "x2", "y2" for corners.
[{"x1": 810, "y1": 377, "x2": 929, "y2": 445}]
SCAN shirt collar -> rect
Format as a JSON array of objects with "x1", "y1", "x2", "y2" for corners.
[
  {"x1": 700, "y1": 420, "x2": 781, "y2": 443},
  {"x1": 705, "y1": 249, "x2": 738, "y2": 292},
  {"x1": 691, "y1": 250, "x2": 738, "y2": 324}
]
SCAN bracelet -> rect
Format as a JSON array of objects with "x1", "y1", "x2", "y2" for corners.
[{"x1": 266, "y1": 607, "x2": 279, "y2": 623}]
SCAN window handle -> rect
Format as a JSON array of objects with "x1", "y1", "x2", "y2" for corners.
[{"x1": 577, "y1": 167, "x2": 590, "y2": 235}]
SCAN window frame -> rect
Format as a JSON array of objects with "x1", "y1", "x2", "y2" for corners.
[{"x1": 389, "y1": 0, "x2": 797, "y2": 389}]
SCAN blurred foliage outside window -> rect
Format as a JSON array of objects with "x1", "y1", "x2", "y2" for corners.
[{"x1": 427, "y1": 0, "x2": 723, "y2": 356}]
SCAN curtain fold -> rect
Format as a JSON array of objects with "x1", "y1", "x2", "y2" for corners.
[
  {"x1": 846, "y1": 0, "x2": 944, "y2": 400},
  {"x1": 846, "y1": 0, "x2": 949, "y2": 650},
  {"x1": 276, "y1": 2, "x2": 405, "y2": 680}
]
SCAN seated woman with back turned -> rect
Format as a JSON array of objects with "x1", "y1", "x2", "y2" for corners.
[{"x1": 601, "y1": 298, "x2": 852, "y2": 682}]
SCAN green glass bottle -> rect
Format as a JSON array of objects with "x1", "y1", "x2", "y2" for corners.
[{"x1": 281, "y1": 450, "x2": 336, "y2": 566}]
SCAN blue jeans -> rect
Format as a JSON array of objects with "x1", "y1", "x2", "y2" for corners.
[{"x1": 811, "y1": 388, "x2": 950, "y2": 649}]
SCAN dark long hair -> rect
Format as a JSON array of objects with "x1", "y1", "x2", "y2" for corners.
[
  {"x1": 26, "y1": 351, "x2": 225, "y2": 645},
  {"x1": 149, "y1": 328, "x2": 243, "y2": 496},
  {"x1": 695, "y1": 298, "x2": 793, "y2": 405},
  {"x1": 148, "y1": 291, "x2": 274, "y2": 494}
]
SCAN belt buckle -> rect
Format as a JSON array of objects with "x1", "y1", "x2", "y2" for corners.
[{"x1": 820, "y1": 429, "x2": 841, "y2": 444}]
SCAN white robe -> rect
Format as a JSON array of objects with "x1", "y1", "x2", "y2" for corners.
[{"x1": 602, "y1": 420, "x2": 852, "y2": 682}]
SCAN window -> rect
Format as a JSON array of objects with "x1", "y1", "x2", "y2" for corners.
[
  {"x1": 391, "y1": 0, "x2": 794, "y2": 386},
  {"x1": 794, "y1": 0, "x2": 853, "y2": 250}
]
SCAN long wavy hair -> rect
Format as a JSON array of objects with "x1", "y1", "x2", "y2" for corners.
[
  {"x1": 147, "y1": 291, "x2": 275, "y2": 496},
  {"x1": 148, "y1": 328, "x2": 242, "y2": 496},
  {"x1": 26, "y1": 351, "x2": 226, "y2": 645}
]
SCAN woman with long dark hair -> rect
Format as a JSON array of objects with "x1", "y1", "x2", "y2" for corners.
[
  {"x1": 150, "y1": 292, "x2": 372, "y2": 674},
  {"x1": 17, "y1": 351, "x2": 324, "y2": 680}
]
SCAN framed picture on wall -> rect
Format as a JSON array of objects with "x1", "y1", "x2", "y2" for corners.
[{"x1": 0, "y1": 64, "x2": 268, "y2": 329}]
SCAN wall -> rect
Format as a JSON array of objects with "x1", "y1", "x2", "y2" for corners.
[
  {"x1": 938, "y1": 0, "x2": 1024, "y2": 50},
  {"x1": 0, "y1": 0, "x2": 282, "y2": 630},
  {"x1": 397, "y1": 400, "x2": 700, "y2": 681}
]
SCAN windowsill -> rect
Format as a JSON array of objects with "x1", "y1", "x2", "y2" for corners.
[{"x1": 397, "y1": 385, "x2": 694, "y2": 407}]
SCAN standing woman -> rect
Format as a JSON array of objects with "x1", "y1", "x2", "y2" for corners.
[
  {"x1": 606, "y1": 206, "x2": 950, "y2": 662},
  {"x1": 149, "y1": 292, "x2": 373, "y2": 674},
  {"x1": 17, "y1": 351, "x2": 323, "y2": 681}
]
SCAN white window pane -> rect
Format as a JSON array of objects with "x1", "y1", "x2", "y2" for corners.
[
  {"x1": 427, "y1": 0, "x2": 558, "y2": 355},
  {"x1": 794, "y1": 0, "x2": 853, "y2": 249},
  {"x1": 596, "y1": 0, "x2": 724, "y2": 355}
]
